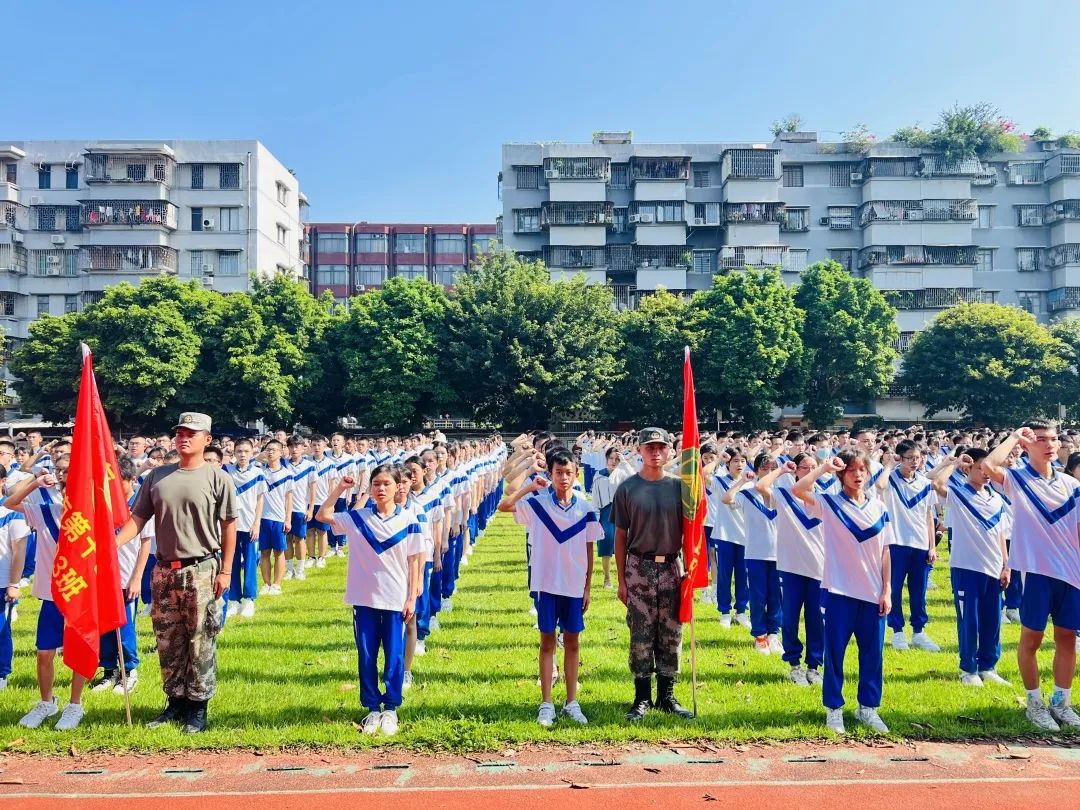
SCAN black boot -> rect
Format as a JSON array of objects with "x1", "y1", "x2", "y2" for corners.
[
  {"x1": 147, "y1": 696, "x2": 187, "y2": 729},
  {"x1": 655, "y1": 675, "x2": 694, "y2": 719},
  {"x1": 182, "y1": 700, "x2": 208, "y2": 734},
  {"x1": 625, "y1": 677, "x2": 652, "y2": 722}
]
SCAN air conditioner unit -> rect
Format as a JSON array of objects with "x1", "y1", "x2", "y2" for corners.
[
  {"x1": 544, "y1": 169, "x2": 559, "y2": 180},
  {"x1": 201, "y1": 276, "x2": 214, "y2": 286},
  {"x1": 11, "y1": 232, "x2": 23, "y2": 243},
  {"x1": 906, "y1": 210, "x2": 923, "y2": 221},
  {"x1": 30, "y1": 196, "x2": 44, "y2": 205},
  {"x1": 849, "y1": 172, "x2": 864, "y2": 183},
  {"x1": 202, "y1": 264, "x2": 214, "y2": 275},
  {"x1": 692, "y1": 217, "x2": 706, "y2": 226},
  {"x1": 819, "y1": 217, "x2": 830, "y2": 226},
  {"x1": 721, "y1": 246, "x2": 737, "y2": 259},
  {"x1": 50, "y1": 235, "x2": 65, "y2": 245},
  {"x1": 45, "y1": 267, "x2": 60, "y2": 276},
  {"x1": 638, "y1": 213, "x2": 654, "y2": 224},
  {"x1": 202, "y1": 218, "x2": 216, "y2": 230},
  {"x1": 628, "y1": 214, "x2": 641, "y2": 224},
  {"x1": 47, "y1": 256, "x2": 61, "y2": 266}
]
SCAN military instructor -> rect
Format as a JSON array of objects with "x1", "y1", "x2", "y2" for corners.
[
  {"x1": 116, "y1": 412, "x2": 237, "y2": 733},
  {"x1": 611, "y1": 427, "x2": 693, "y2": 722}
]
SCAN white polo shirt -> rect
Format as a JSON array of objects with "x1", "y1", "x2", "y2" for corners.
[
  {"x1": 0, "y1": 507, "x2": 29, "y2": 590},
  {"x1": 710, "y1": 473, "x2": 746, "y2": 545},
  {"x1": 741, "y1": 488, "x2": 777, "y2": 562},
  {"x1": 946, "y1": 474, "x2": 1007, "y2": 579},
  {"x1": 810, "y1": 490, "x2": 893, "y2": 604},
  {"x1": 333, "y1": 505, "x2": 425, "y2": 611},
  {"x1": 775, "y1": 477, "x2": 825, "y2": 580},
  {"x1": 261, "y1": 463, "x2": 293, "y2": 523},
  {"x1": 225, "y1": 462, "x2": 266, "y2": 531},
  {"x1": 515, "y1": 488, "x2": 602, "y2": 598},
  {"x1": 289, "y1": 457, "x2": 316, "y2": 515},
  {"x1": 312, "y1": 454, "x2": 336, "y2": 506},
  {"x1": 883, "y1": 468, "x2": 937, "y2": 549},
  {"x1": 1002, "y1": 459, "x2": 1080, "y2": 589},
  {"x1": 409, "y1": 483, "x2": 446, "y2": 563}
]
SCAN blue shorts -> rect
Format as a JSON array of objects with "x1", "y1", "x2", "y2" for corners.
[
  {"x1": 259, "y1": 519, "x2": 287, "y2": 552},
  {"x1": 1020, "y1": 572, "x2": 1080, "y2": 632},
  {"x1": 536, "y1": 592, "x2": 585, "y2": 635},
  {"x1": 308, "y1": 516, "x2": 330, "y2": 533},
  {"x1": 36, "y1": 599, "x2": 65, "y2": 651},
  {"x1": 288, "y1": 512, "x2": 308, "y2": 539}
]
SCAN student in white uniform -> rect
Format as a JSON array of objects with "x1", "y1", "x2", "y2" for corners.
[
  {"x1": 590, "y1": 445, "x2": 635, "y2": 590},
  {"x1": 224, "y1": 439, "x2": 265, "y2": 618},
  {"x1": 0, "y1": 465, "x2": 29, "y2": 691},
  {"x1": 500, "y1": 446, "x2": 601, "y2": 728},
  {"x1": 403, "y1": 453, "x2": 444, "y2": 687},
  {"x1": 984, "y1": 421, "x2": 1080, "y2": 732},
  {"x1": 927, "y1": 448, "x2": 1011, "y2": 687},
  {"x1": 258, "y1": 440, "x2": 292, "y2": 595},
  {"x1": 710, "y1": 450, "x2": 751, "y2": 630},
  {"x1": 318, "y1": 463, "x2": 424, "y2": 737},
  {"x1": 793, "y1": 451, "x2": 893, "y2": 735},
  {"x1": 285, "y1": 436, "x2": 316, "y2": 581}
]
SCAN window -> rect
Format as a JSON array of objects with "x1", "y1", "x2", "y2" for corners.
[
  {"x1": 355, "y1": 265, "x2": 388, "y2": 286},
  {"x1": 693, "y1": 169, "x2": 710, "y2": 188},
  {"x1": 1016, "y1": 205, "x2": 1043, "y2": 227},
  {"x1": 316, "y1": 233, "x2": 348, "y2": 253},
  {"x1": 613, "y1": 208, "x2": 628, "y2": 233},
  {"x1": 472, "y1": 235, "x2": 493, "y2": 254},
  {"x1": 395, "y1": 264, "x2": 427, "y2": 280},
  {"x1": 63, "y1": 251, "x2": 78, "y2": 276},
  {"x1": 692, "y1": 251, "x2": 714, "y2": 274},
  {"x1": 976, "y1": 248, "x2": 994, "y2": 272},
  {"x1": 219, "y1": 207, "x2": 240, "y2": 232},
  {"x1": 830, "y1": 163, "x2": 859, "y2": 187},
  {"x1": 654, "y1": 202, "x2": 683, "y2": 223},
  {"x1": 316, "y1": 264, "x2": 347, "y2": 284},
  {"x1": 64, "y1": 294, "x2": 78, "y2": 314},
  {"x1": 189, "y1": 250, "x2": 204, "y2": 275},
  {"x1": 38, "y1": 165, "x2": 51, "y2": 189},
  {"x1": 782, "y1": 208, "x2": 808, "y2": 231},
  {"x1": 395, "y1": 233, "x2": 425, "y2": 254},
  {"x1": 355, "y1": 233, "x2": 389, "y2": 253},
  {"x1": 513, "y1": 166, "x2": 541, "y2": 189},
  {"x1": 82, "y1": 291, "x2": 104, "y2": 308},
  {"x1": 1017, "y1": 247, "x2": 1042, "y2": 272},
  {"x1": 976, "y1": 206, "x2": 993, "y2": 229},
  {"x1": 217, "y1": 251, "x2": 241, "y2": 275},
  {"x1": 4, "y1": 163, "x2": 16, "y2": 184},
  {"x1": 36, "y1": 295, "x2": 49, "y2": 316},
  {"x1": 190, "y1": 164, "x2": 204, "y2": 189},
  {"x1": 610, "y1": 164, "x2": 629, "y2": 188},
  {"x1": 0, "y1": 292, "x2": 16, "y2": 316},
  {"x1": 828, "y1": 206, "x2": 854, "y2": 230},
  {"x1": 219, "y1": 163, "x2": 241, "y2": 188},
  {"x1": 513, "y1": 209, "x2": 540, "y2": 233},
  {"x1": 276, "y1": 224, "x2": 288, "y2": 245},
  {"x1": 1008, "y1": 162, "x2": 1044, "y2": 185},
  {"x1": 434, "y1": 234, "x2": 466, "y2": 254},
  {"x1": 126, "y1": 163, "x2": 146, "y2": 181},
  {"x1": 435, "y1": 264, "x2": 465, "y2": 285},
  {"x1": 65, "y1": 167, "x2": 78, "y2": 189},
  {"x1": 782, "y1": 165, "x2": 804, "y2": 187},
  {"x1": 35, "y1": 207, "x2": 56, "y2": 231},
  {"x1": 276, "y1": 182, "x2": 289, "y2": 205},
  {"x1": 191, "y1": 207, "x2": 203, "y2": 231},
  {"x1": 784, "y1": 249, "x2": 810, "y2": 273},
  {"x1": 829, "y1": 249, "x2": 855, "y2": 272}
]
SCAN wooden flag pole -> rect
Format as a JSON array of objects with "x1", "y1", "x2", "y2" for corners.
[
  {"x1": 689, "y1": 602, "x2": 699, "y2": 718},
  {"x1": 115, "y1": 626, "x2": 132, "y2": 726}
]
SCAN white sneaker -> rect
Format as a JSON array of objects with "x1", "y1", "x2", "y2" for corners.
[
  {"x1": 54, "y1": 703, "x2": 85, "y2": 731},
  {"x1": 537, "y1": 701, "x2": 556, "y2": 728},
  {"x1": 113, "y1": 669, "x2": 138, "y2": 695},
  {"x1": 788, "y1": 666, "x2": 809, "y2": 687},
  {"x1": 1000, "y1": 608, "x2": 1011, "y2": 625},
  {"x1": 1005, "y1": 608, "x2": 1020, "y2": 624},
  {"x1": 18, "y1": 577, "x2": 29, "y2": 588},
  {"x1": 429, "y1": 616, "x2": 440, "y2": 632},
  {"x1": 911, "y1": 632, "x2": 941, "y2": 652},
  {"x1": 603, "y1": 580, "x2": 613, "y2": 589},
  {"x1": 699, "y1": 587, "x2": 713, "y2": 604},
  {"x1": 295, "y1": 568, "x2": 306, "y2": 581},
  {"x1": 379, "y1": 709, "x2": 399, "y2": 736},
  {"x1": 19, "y1": 698, "x2": 59, "y2": 728},
  {"x1": 562, "y1": 700, "x2": 588, "y2": 725},
  {"x1": 1026, "y1": 698, "x2": 1061, "y2": 731},
  {"x1": 1049, "y1": 701, "x2": 1080, "y2": 729},
  {"x1": 268, "y1": 584, "x2": 282, "y2": 596},
  {"x1": 316, "y1": 557, "x2": 326, "y2": 569},
  {"x1": 891, "y1": 631, "x2": 909, "y2": 651},
  {"x1": 415, "y1": 640, "x2": 426, "y2": 657},
  {"x1": 719, "y1": 614, "x2": 732, "y2": 629},
  {"x1": 225, "y1": 601, "x2": 239, "y2": 619},
  {"x1": 240, "y1": 599, "x2": 255, "y2": 618},
  {"x1": 528, "y1": 604, "x2": 537, "y2": 617},
  {"x1": 360, "y1": 710, "x2": 382, "y2": 735},
  {"x1": 855, "y1": 705, "x2": 889, "y2": 733},
  {"x1": 978, "y1": 670, "x2": 1010, "y2": 686},
  {"x1": 443, "y1": 599, "x2": 453, "y2": 613},
  {"x1": 0, "y1": 677, "x2": 6, "y2": 690},
  {"x1": 259, "y1": 584, "x2": 271, "y2": 595},
  {"x1": 284, "y1": 568, "x2": 295, "y2": 580},
  {"x1": 960, "y1": 672, "x2": 984, "y2": 687},
  {"x1": 305, "y1": 558, "x2": 315, "y2": 569},
  {"x1": 767, "y1": 634, "x2": 784, "y2": 654},
  {"x1": 403, "y1": 672, "x2": 413, "y2": 691},
  {"x1": 805, "y1": 668, "x2": 823, "y2": 686},
  {"x1": 825, "y1": 707, "x2": 845, "y2": 734},
  {"x1": 735, "y1": 612, "x2": 752, "y2": 629},
  {"x1": 139, "y1": 604, "x2": 152, "y2": 617},
  {"x1": 461, "y1": 556, "x2": 468, "y2": 567},
  {"x1": 91, "y1": 672, "x2": 119, "y2": 693}
]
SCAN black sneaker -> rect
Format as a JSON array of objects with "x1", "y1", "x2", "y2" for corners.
[
  {"x1": 146, "y1": 697, "x2": 186, "y2": 729},
  {"x1": 182, "y1": 700, "x2": 208, "y2": 734}
]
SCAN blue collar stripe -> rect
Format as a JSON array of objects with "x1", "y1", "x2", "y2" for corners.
[
  {"x1": 822, "y1": 494, "x2": 888, "y2": 544},
  {"x1": 778, "y1": 487, "x2": 821, "y2": 530},
  {"x1": 0, "y1": 511, "x2": 19, "y2": 529},
  {"x1": 739, "y1": 489, "x2": 777, "y2": 520},
  {"x1": 38, "y1": 487, "x2": 54, "y2": 505},
  {"x1": 347, "y1": 509, "x2": 417, "y2": 555},
  {"x1": 525, "y1": 496, "x2": 595, "y2": 545},
  {"x1": 948, "y1": 482, "x2": 1005, "y2": 532},
  {"x1": 1008, "y1": 467, "x2": 1079, "y2": 526},
  {"x1": 294, "y1": 467, "x2": 314, "y2": 480},
  {"x1": 888, "y1": 470, "x2": 933, "y2": 509},
  {"x1": 268, "y1": 476, "x2": 292, "y2": 491},
  {"x1": 38, "y1": 504, "x2": 60, "y2": 543}
]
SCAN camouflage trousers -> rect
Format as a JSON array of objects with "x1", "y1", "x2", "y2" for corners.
[
  {"x1": 151, "y1": 557, "x2": 222, "y2": 701},
  {"x1": 625, "y1": 552, "x2": 683, "y2": 678}
]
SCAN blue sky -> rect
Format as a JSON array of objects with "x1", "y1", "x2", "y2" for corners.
[{"x1": 11, "y1": 0, "x2": 1080, "y2": 223}]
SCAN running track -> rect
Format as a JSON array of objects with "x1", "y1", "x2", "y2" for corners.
[{"x1": 3, "y1": 740, "x2": 1079, "y2": 809}]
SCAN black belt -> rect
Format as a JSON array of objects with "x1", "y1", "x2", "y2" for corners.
[
  {"x1": 158, "y1": 553, "x2": 216, "y2": 570},
  {"x1": 628, "y1": 550, "x2": 680, "y2": 564}
]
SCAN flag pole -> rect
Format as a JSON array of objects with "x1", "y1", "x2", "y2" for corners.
[
  {"x1": 689, "y1": 602, "x2": 699, "y2": 718},
  {"x1": 115, "y1": 625, "x2": 132, "y2": 726}
]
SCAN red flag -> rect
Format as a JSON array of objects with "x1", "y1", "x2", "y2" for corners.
[
  {"x1": 52, "y1": 344, "x2": 130, "y2": 680},
  {"x1": 679, "y1": 346, "x2": 708, "y2": 624}
]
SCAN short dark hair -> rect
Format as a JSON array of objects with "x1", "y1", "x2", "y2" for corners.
[
  {"x1": 965, "y1": 447, "x2": 990, "y2": 464},
  {"x1": 264, "y1": 439, "x2": 283, "y2": 451},
  {"x1": 203, "y1": 445, "x2": 223, "y2": 462},
  {"x1": 234, "y1": 438, "x2": 253, "y2": 450},
  {"x1": 546, "y1": 447, "x2": 577, "y2": 472},
  {"x1": 1024, "y1": 418, "x2": 1058, "y2": 433},
  {"x1": 369, "y1": 462, "x2": 403, "y2": 484},
  {"x1": 117, "y1": 455, "x2": 137, "y2": 482},
  {"x1": 895, "y1": 439, "x2": 918, "y2": 457},
  {"x1": 310, "y1": 433, "x2": 327, "y2": 444},
  {"x1": 287, "y1": 435, "x2": 305, "y2": 448}
]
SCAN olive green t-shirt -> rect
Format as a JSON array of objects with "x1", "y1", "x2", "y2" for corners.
[
  {"x1": 132, "y1": 462, "x2": 237, "y2": 561},
  {"x1": 610, "y1": 473, "x2": 683, "y2": 556}
]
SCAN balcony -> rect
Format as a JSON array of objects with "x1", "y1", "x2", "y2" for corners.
[
  {"x1": 0, "y1": 244, "x2": 27, "y2": 274},
  {"x1": 84, "y1": 149, "x2": 177, "y2": 188},
  {"x1": 1017, "y1": 248, "x2": 1044, "y2": 272},
  {"x1": 858, "y1": 245, "x2": 978, "y2": 269},
  {"x1": 1048, "y1": 287, "x2": 1080, "y2": 312},
  {"x1": 723, "y1": 202, "x2": 783, "y2": 224},
  {"x1": 882, "y1": 288, "x2": 992, "y2": 310},
  {"x1": 1044, "y1": 154, "x2": 1080, "y2": 182},
  {"x1": 1006, "y1": 161, "x2": 1045, "y2": 185},
  {"x1": 81, "y1": 200, "x2": 177, "y2": 229},
  {"x1": 1044, "y1": 200, "x2": 1080, "y2": 225},
  {"x1": 721, "y1": 149, "x2": 780, "y2": 181},
  {"x1": 720, "y1": 245, "x2": 788, "y2": 270},
  {"x1": 918, "y1": 155, "x2": 989, "y2": 178},
  {"x1": 1046, "y1": 243, "x2": 1080, "y2": 268},
  {"x1": 543, "y1": 157, "x2": 610, "y2": 182},
  {"x1": 630, "y1": 156, "x2": 691, "y2": 182},
  {"x1": 633, "y1": 245, "x2": 689, "y2": 269},
  {"x1": 862, "y1": 157, "x2": 921, "y2": 179},
  {"x1": 80, "y1": 245, "x2": 178, "y2": 274},
  {"x1": 31, "y1": 205, "x2": 82, "y2": 232},
  {"x1": 541, "y1": 201, "x2": 613, "y2": 227},
  {"x1": 542, "y1": 246, "x2": 606, "y2": 268},
  {"x1": 859, "y1": 199, "x2": 976, "y2": 226},
  {"x1": 0, "y1": 202, "x2": 27, "y2": 231}
]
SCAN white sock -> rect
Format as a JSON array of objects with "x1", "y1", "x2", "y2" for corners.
[
  {"x1": 1051, "y1": 685, "x2": 1072, "y2": 707},
  {"x1": 1026, "y1": 687, "x2": 1043, "y2": 704}
]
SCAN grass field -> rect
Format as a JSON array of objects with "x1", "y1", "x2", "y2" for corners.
[{"x1": 0, "y1": 512, "x2": 1070, "y2": 753}]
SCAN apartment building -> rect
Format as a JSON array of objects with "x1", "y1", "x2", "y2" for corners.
[
  {"x1": 0, "y1": 139, "x2": 305, "y2": 415},
  {"x1": 501, "y1": 131, "x2": 1080, "y2": 421},
  {"x1": 305, "y1": 222, "x2": 498, "y2": 303}
]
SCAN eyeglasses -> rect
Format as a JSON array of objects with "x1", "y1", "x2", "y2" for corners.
[{"x1": 900, "y1": 455, "x2": 918, "y2": 462}]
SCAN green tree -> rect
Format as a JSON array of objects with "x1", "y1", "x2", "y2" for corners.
[
  {"x1": 1049, "y1": 318, "x2": 1080, "y2": 420},
  {"x1": 898, "y1": 304, "x2": 1070, "y2": 426},
  {"x1": 892, "y1": 103, "x2": 1023, "y2": 160},
  {"x1": 444, "y1": 251, "x2": 621, "y2": 429},
  {"x1": 794, "y1": 261, "x2": 899, "y2": 428},
  {"x1": 334, "y1": 278, "x2": 452, "y2": 430},
  {"x1": 693, "y1": 269, "x2": 806, "y2": 427},
  {"x1": 603, "y1": 289, "x2": 699, "y2": 426},
  {"x1": 9, "y1": 315, "x2": 81, "y2": 422}
]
